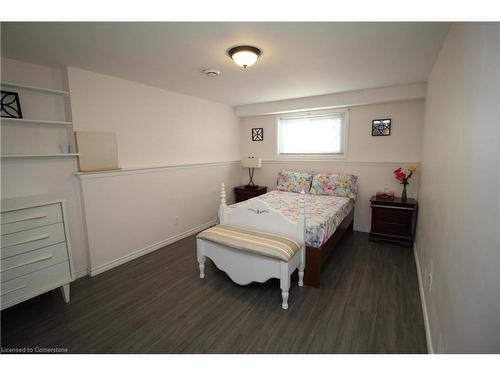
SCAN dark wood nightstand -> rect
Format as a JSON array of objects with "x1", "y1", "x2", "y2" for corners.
[
  {"x1": 369, "y1": 196, "x2": 418, "y2": 247},
  {"x1": 234, "y1": 185, "x2": 268, "y2": 203}
]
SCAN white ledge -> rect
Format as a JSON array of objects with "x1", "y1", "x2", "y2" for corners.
[
  {"x1": 1, "y1": 153, "x2": 79, "y2": 158},
  {"x1": 1, "y1": 81, "x2": 69, "y2": 96},
  {"x1": 75, "y1": 160, "x2": 240, "y2": 179},
  {"x1": 262, "y1": 159, "x2": 420, "y2": 167},
  {"x1": 234, "y1": 82, "x2": 427, "y2": 117}
]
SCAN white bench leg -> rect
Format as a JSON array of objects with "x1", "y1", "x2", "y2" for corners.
[
  {"x1": 197, "y1": 239, "x2": 206, "y2": 279},
  {"x1": 198, "y1": 256, "x2": 206, "y2": 279},
  {"x1": 280, "y1": 262, "x2": 290, "y2": 309}
]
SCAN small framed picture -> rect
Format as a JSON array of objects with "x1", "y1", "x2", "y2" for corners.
[
  {"x1": 372, "y1": 119, "x2": 391, "y2": 136},
  {"x1": 252, "y1": 128, "x2": 264, "y2": 141},
  {"x1": 1, "y1": 90, "x2": 23, "y2": 119}
]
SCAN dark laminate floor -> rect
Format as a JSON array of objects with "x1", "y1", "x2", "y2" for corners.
[{"x1": 1, "y1": 231, "x2": 427, "y2": 353}]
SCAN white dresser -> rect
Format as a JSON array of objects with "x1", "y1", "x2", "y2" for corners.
[{"x1": 1, "y1": 195, "x2": 75, "y2": 310}]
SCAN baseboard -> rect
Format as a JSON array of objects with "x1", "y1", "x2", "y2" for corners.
[
  {"x1": 413, "y1": 242, "x2": 434, "y2": 354},
  {"x1": 74, "y1": 269, "x2": 89, "y2": 279},
  {"x1": 89, "y1": 220, "x2": 217, "y2": 277}
]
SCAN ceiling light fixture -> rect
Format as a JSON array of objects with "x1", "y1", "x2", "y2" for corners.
[{"x1": 228, "y1": 46, "x2": 262, "y2": 68}]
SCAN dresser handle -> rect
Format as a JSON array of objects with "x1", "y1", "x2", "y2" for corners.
[
  {"x1": 3, "y1": 254, "x2": 54, "y2": 272},
  {"x1": 1, "y1": 284, "x2": 27, "y2": 296},
  {"x1": 371, "y1": 205, "x2": 415, "y2": 211},
  {"x1": 1, "y1": 214, "x2": 48, "y2": 225},
  {"x1": 4, "y1": 234, "x2": 50, "y2": 248}
]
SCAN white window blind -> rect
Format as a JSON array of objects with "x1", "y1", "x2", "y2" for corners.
[{"x1": 278, "y1": 111, "x2": 347, "y2": 155}]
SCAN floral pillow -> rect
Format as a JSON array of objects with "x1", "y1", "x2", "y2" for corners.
[
  {"x1": 310, "y1": 173, "x2": 358, "y2": 200},
  {"x1": 276, "y1": 170, "x2": 313, "y2": 193}
]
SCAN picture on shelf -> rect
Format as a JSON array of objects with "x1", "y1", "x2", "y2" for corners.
[{"x1": 1, "y1": 90, "x2": 23, "y2": 119}]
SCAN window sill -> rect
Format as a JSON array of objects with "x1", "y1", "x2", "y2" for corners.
[{"x1": 272, "y1": 154, "x2": 348, "y2": 161}]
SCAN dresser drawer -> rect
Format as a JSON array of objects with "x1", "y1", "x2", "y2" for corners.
[
  {"x1": 1, "y1": 242, "x2": 69, "y2": 282},
  {"x1": 1, "y1": 262, "x2": 71, "y2": 309},
  {"x1": 1, "y1": 203, "x2": 62, "y2": 235},
  {"x1": 1, "y1": 223, "x2": 66, "y2": 259}
]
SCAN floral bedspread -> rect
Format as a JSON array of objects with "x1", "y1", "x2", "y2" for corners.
[{"x1": 227, "y1": 190, "x2": 354, "y2": 248}]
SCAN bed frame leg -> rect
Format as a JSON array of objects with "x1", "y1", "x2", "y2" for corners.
[
  {"x1": 298, "y1": 270, "x2": 304, "y2": 287},
  {"x1": 298, "y1": 247, "x2": 305, "y2": 286},
  {"x1": 280, "y1": 262, "x2": 290, "y2": 309}
]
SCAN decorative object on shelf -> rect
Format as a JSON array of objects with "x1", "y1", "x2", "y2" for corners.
[
  {"x1": 74, "y1": 131, "x2": 120, "y2": 172},
  {"x1": 241, "y1": 157, "x2": 262, "y2": 189},
  {"x1": 393, "y1": 166, "x2": 417, "y2": 202},
  {"x1": 372, "y1": 118, "x2": 391, "y2": 136},
  {"x1": 1, "y1": 90, "x2": 23, "y2": 119},
  {"x1": 251, "y1": 128, "x2": 264, "y2": 141},
  {"x1": 59, "y1": 144, "x2": 72, "y2": 154},
  {"x1": 228, "y1": 45, "x2": 262, "y2": 68},
  {"x1": 376, "y1": 189, "x2": 395, "y2": 200}
]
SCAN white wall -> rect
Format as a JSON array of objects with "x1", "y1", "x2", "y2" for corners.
[
  {"x1": 67, "y1": 67, "x2": 239, "y2": 168},
  {"x1": 1, "y1": 58, "x2": 89, "y2": 277},
  {"x1": 416, "y1": 23, "x2": 500, "y2": 353},
  {"x1": 66, "y1": 68, "x2": 240, "y2": 274},
  {"x1": 239, "y1": 100, "x2": 424, "y2": 232}
]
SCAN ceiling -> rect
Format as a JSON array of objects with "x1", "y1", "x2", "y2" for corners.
[{"x1": 1, "y1": 22, "x2": 450, "y2": 106}]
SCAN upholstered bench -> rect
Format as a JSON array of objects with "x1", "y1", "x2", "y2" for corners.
[
  {"x1": 197, "y1": 224, "x2": 302, "y2": 262},
  {"x1": 197, "y1": 223, "x2": 305, "y2": 309},
  {"x1": 196, "y1": 184, "x2": 306, "y2": 310}
]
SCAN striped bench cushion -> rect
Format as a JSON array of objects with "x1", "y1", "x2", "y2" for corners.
[{"x1": 197, "y1": 224, "x2": 302, "y2": 262}]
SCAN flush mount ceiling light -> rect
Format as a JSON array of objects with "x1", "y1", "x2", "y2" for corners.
[{"x1": 228, "y1": 46, "x2": 262, "y2": 68}]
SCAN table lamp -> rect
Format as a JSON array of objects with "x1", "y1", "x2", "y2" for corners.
[{"x1": 241, "y1": 157, "x2": 262, "y2": 189}]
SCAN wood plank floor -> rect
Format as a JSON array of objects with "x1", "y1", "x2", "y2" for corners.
[{"x1": 1, "y1": 231, "x2": 427, "y2": 353}]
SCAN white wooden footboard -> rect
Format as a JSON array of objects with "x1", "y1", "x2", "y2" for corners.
[{"x1": 197, "y1": 183, "x2": 306, "y2": 309}]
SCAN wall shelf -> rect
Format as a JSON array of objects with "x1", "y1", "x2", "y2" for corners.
[
  {"x1": 1, "y1": 118, "x2": 73, "y2": 126},
  {"x1": 1, "y1": 154, "x2": 79, "y2": 159},
  {"x1": 1, "y1": 82, "x2": 70, "y2": 96}
]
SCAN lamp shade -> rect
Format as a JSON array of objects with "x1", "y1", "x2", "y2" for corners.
[
  {"x1": 228, "y1": 46, "x2": 262, "y2": 68},
  {"x1": 241, "y1": 157, "x2": 262, "y2": 168}
]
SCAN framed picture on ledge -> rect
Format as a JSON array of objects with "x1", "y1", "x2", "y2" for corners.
[{"x1": 1, "y1": 90, "x2": 23, "y2": 119}]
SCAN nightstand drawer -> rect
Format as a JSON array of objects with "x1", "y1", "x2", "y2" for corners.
[
  {"x1": 372, "y1": 206, "x2": 414, "y2": 225},
  {"x1": 1, "y1": 242, "x2": 69, "y2": 282},
  {"x1": 1, "y1": 203, "x2": 62, "y2": 235},
  {"x1": 1, "y1": 223, "x2": 66, "y2": 259},
  {"x1": 371, "y1": 220, "x2": 413, "y2": 238}
]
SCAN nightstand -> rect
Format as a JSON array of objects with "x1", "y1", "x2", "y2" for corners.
[
  {"x1": 369, "y1": 196, "x2": 418, "y2": 247},
  {"x1": 234, "y1": 185, "x2": 268, "y2": 203}
]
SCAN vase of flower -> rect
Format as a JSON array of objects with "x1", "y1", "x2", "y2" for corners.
[
  {"x1": 394, "y1": 166, "x2": 416, "y2": 202},
  {"x1": 401, "y1": 183, "x2": 408, "y2": 202}
]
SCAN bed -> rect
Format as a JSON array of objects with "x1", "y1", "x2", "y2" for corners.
[{"x1": 201, "y1": 171, "x2": 357, "y2": 289}]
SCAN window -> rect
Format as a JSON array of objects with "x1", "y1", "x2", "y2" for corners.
[{"x1": 277, "y1": 110, "x2": 348, "y2": 156}]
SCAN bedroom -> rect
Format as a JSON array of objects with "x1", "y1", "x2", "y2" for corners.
[{"x1": 1, "y1": 1, "x2": 499, "y2": 371}]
